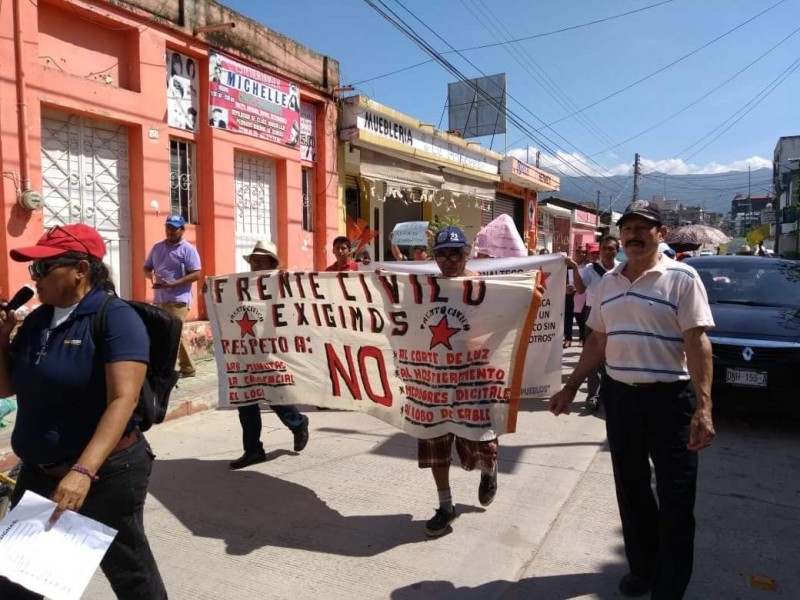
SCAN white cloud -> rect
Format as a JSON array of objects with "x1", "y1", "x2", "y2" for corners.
[{"x1": 508, "y1": 146, "x2": 772, "y2": 177}]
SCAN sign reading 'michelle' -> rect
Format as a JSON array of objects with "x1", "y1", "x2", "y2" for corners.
[{"x1": 209, "y1": 49, "x2": 301, "y2": 147}]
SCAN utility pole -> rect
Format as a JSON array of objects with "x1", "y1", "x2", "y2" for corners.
[
  {"x1": 632, "y1": 153, "x2": 640, "y2": 202},
  {"x1": 596, "y1": 190, "x2": 601, "y2": 211}
]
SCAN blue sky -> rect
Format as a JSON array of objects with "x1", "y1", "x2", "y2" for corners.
[{"x1": 222, "y1": 0, "x2": 798, "y2": 179}]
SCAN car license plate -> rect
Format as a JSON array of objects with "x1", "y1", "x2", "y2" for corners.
[{"x1": 725, "y1": 368, "x2": 767, "y2": 388}]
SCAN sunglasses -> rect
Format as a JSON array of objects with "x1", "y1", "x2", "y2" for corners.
[
  {"x1": 28, "y1": 259, "x2": 81, "y2": 279},
  {"x1": 434, "y1": 252, "x2": 463, "y2": 263}
]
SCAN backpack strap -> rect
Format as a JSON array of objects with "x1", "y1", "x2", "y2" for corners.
[
  {"x1": 89, "y1": 293, "x2": 115, "y2": 357},
  {"x1": 591, "y1": 262, "x2": 607, "y2": 278}
]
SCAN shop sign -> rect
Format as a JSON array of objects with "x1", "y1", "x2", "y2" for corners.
[
  {"x1": 209, "y1": 49, "x2": 300, "y2": 147},
  {"x1": 499, "y1": 156, "x2": 560, "y2": 191},
  {"x1": 342, "y1": 98, "x2": 498, "y2": 175}
]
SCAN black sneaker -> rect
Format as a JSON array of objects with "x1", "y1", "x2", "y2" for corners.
[
  {"x1": 292, "y1": 417, "x2": 310, "y2": 452},
  {"x1": 424, "y1": 506, "x2": 457, "y2": 537},
  {"x1": 479, "y1": 470, "x2": 498, "y2": 506},
  {"x1": 618, "y1": 573, "x2": 651, "y2": 597},
  {"x1": 585, "y1": 396, "x2": 600, "y2": 412},
  {"x1": 229, "y1": 450, "x2": 267, "y2": 470}
]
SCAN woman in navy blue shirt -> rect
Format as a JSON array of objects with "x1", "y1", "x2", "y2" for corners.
[{"x1": 0, "y1": 224, "x2": 167, "y2": 599}]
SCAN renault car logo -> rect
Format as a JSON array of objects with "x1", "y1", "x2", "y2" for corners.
[{"x1": 742, "y1": 347, "x2": 754, "y2": 361}]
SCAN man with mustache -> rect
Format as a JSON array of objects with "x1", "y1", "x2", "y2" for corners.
[
  {"x1": 571, "y1": 236, "x2": 620, "y2": 411},
  {"x1": 550, "y1": 200, "x2": 715, "y2": 599}
]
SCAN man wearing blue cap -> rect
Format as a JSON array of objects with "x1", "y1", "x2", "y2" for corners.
[
  {"x1": 144, "y1": 214, "x2": 202, "y2": 377},
  {"x1": 418, "y1": 226, "x2": 500, "y2": 538}
]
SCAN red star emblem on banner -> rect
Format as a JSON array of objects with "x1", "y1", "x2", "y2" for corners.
[
  {"x1": 428, "y1": 316, "x2": 461, "y2": 350},
  {"x1": 237, "y1": 313, "x2": 258, "y2": 338},
  {"x1": 539, "y1": 270, "x2": 551, "y2": 291}
]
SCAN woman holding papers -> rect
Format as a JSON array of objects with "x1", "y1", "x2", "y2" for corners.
[{"x1": 0, "y1": 225, "x2": 166, "y2": 599}]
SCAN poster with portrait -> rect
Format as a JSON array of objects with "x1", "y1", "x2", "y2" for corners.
[
  {"x1": 209, "y1": 49, "x2": 301, "y2": 146},
  {"x1": 166, "y1": 50, "x2": 199, "y2": 132},
  {"x1": 300, "y1": 102, "x2": 316, "y2": 161}
]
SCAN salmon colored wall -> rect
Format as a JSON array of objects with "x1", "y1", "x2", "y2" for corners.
[{"x1": 1, "y1": 0, "x2": 339, "y2": 318}]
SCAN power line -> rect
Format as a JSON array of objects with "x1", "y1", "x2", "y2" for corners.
[
  {"x1": 350, "y1": 0, "x2": 678, "y2": 86},
  {"x1": 464, "y1": 0, "x2": 619, "y2": 151},
  {"x1": 542, "y1": 0, "x2": 787, "y2": 129},
  {"x1": 367, "y1": 0, "x2": 629, "y2": 198},
  {"x1": 656, "y1": 54, "x2": 800, "y2": 171},
  {"x1": 580, "y1": 23, "x2": 800, "y2": 159}
]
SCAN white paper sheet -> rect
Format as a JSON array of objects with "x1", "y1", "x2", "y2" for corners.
[{"x1": 0, "y1": 491, "x2": 117, "y2": 600}]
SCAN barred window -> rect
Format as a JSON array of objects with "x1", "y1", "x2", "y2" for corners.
[
  {"x1": 169, "y1": 139, "x2": 197, "y2": 223},
  {"x1": 302, "y1": 168, "x2": 313, "y2": 232}
]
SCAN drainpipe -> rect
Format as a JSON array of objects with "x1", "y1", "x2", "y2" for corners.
[{"x1": 13, "y1": 0, "x2": 31, "y2": 191}]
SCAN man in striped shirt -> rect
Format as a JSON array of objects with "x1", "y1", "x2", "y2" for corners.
[{"x1": 549, "y1": 200, "x2": 715, "y2": 599}]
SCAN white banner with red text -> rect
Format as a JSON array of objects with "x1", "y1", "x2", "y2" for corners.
[
  {"x1": 206, "y1": 270, "x2": 549, "y2": 441},
  {"x1": 367, "y1": 254, "x2": 567, "y2": 399}
]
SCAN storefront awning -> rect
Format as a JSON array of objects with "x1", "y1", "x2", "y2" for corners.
[{"x1": 359, "y1": 149, "x2": 444, "y2": 202}]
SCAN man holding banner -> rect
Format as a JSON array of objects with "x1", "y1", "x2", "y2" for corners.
[
  {"x1": 419, "y1": 227, "x2": 499, "y2": 538},
  {"x1": 229, "y1": 242, "x2": 310, "y2": 470}
]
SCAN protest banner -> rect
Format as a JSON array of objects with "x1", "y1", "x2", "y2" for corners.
[
  {"x1": 207, "y1": 270, "x2": 545, "y2": 440},
  {"x1": 391, "y1": 221, "x2": 430, "y2": 247},
  {"x1": 367, "y1": 254, "x2": 566, "y2": 399}
]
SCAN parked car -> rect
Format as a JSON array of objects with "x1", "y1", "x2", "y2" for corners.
[{"x1": 685, "y1": 256, "x2": 800, "y2": 409}]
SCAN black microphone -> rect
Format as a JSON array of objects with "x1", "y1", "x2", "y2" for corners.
[{"x1": 3, "y1": 286, "x2": 35, "y2": 312}]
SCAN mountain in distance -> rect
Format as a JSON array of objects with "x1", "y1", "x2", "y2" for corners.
[{"x1": 546, "y1": 168, "x2": 773, "y2": 215}]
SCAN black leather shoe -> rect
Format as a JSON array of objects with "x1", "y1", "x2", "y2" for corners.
[
  {"x1": 618, "y1": 573, "x2": 650, "y2": 597},
  {"x1": 293, "y1": 417, "x2": 310, "y2": 452},
  {"x1": 229, "y1": 451, "x2": 267, "y2": 470}
]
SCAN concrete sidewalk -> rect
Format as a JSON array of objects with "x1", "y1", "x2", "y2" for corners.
[
  {"x1": 0, "y1": 356, "x2": 220, "y2": 471},
  {"x1": 75, "y1": 346, "x2": 798, "y2": 599}
]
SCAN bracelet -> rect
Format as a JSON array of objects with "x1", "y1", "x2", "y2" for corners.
[
  {"x1": 71, "y1": 464, "x2": 99, "y2": 482},
  {"x1": 564, "y1": 380, "x2": 580, "y2": 394}
]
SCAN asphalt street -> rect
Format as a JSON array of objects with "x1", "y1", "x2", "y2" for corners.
[{"x1": 75, "y1": 347, "x2": 800, "y2": 599}]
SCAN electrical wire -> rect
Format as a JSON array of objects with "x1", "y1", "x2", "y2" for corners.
[
  {"x1": 581, "y1": 24, "x2": 800, "y2": 159},
  {"x1": 543, "y1": 0, "x2": 787, "y2": 129},
  {"x1": 367, "y1": 0, "x2": 629, "y2": 199},
  {"x1": 351, "y1": 0, "x2": 677, "y2": 86}
]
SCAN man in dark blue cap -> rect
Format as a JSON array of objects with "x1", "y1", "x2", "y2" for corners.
[
  {"x1": 418, "y1": 226, "x2": 500, "y2": 538},
  {"x1": 550, "y1": 200, "x2": 715, "y2": 598},
  {"x1": 144, "y1": 214, "x2": 202, "y2": 377}
]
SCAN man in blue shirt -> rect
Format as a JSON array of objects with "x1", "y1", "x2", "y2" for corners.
[{"x1": 144, "y1": 214, "x2": 202, "y2": 377}]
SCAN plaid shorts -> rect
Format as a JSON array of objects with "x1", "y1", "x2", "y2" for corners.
[{"x1": 417, "y1": 433, "x2": 498, "y2": 471}]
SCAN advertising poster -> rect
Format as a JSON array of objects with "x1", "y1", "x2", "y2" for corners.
[
  {"x1": 207, "y1": 271, "x2": 544, "y2": 441},
  {"x1": 166, "y1": 50, "x2": 199, "y2": 132},
  {"x1": 300, "y1": 102, "x2": 316, "y2": 161},
  {"x1": 209, "y1": 49, "x2": 300, "y2": 146}
]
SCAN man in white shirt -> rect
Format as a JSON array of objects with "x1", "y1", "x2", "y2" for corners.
[
  {"x1": 550, "y1": 200, "x2": 715, "y2": 598},
  {"x1": 572, "y1": 236, "x2": 620, "y2": 411}
]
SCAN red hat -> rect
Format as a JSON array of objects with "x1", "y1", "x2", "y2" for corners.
[
  {"x1": 10, "y1": 224, "x2": 106, "y2": 262},
  {"x1": 586, "y1": 242, "x2": 600, "y2": 253}
]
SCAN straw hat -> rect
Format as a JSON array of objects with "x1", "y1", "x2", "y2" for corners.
[{"x1": 243, "y1": 240, "x2": 281, "y2": 266}]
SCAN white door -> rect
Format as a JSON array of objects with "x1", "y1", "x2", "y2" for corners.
[
  {"x1": 40, "y1": 110, "x2": 131, "y2": 298},
  {"x1": 234, "y1": 153, "x2": 276, "y2": 273}
]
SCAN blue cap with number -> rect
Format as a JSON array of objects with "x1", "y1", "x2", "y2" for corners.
[{"x1": 433, "y1": 226, "x2": 468, "y2": 250}]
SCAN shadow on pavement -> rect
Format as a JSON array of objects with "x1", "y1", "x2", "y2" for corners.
[
  {"x1": 390, "y1": 556, "x2": 627, "y2": 599},
  {"x1": 149, "y1": 458, "x2": 426, "y2": 557}
]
